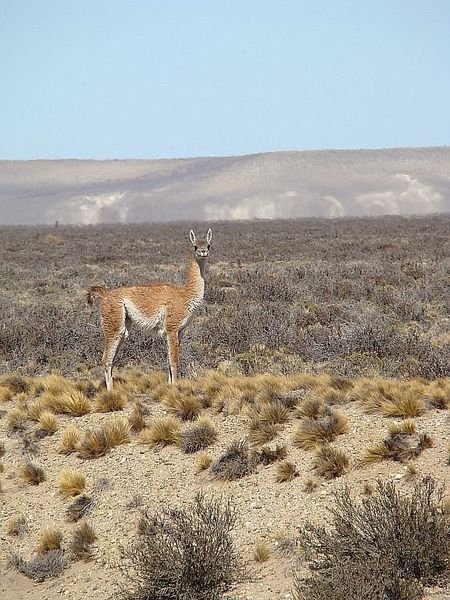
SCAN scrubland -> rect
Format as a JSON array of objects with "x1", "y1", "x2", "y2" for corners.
[{"x1": 0, "y1": 216, "x2": 449, "y2": 600}]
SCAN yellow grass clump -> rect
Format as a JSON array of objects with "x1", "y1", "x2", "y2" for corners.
[
  {"x1": 6, "y1": 407, "x2": 27, "y2": 432},
  {"x1": 275, "y1": 461, "x2": 298, "y2": 483},
  {"x1": 58, "y1": 469, "x2": 86, "y2": 498},
  {"x1": 36, "y1": 529, "x2": 63, "y2": 554},
  {"x1": 254, "y1": 542, "x2": 271, "y2": 563},
  {"x1": 58, "y1": 425, "x2": 81, "y2": 454},
  {"x1": 95, "y1": 389, "x2": 128, "y2": 412},
  {"x1": 163, "y1": 389, "x2": 203, "y2": 421},
  {"x1": 313, "y1": 444, "x2": 349, "y2": 479},
  {"x1": 128, "y1": 402, "x2": 147, "y2": 432},
  {"x1": 71, "y1": 522, "x2": 96, "y2": 561},
  {"x1": 60, "y1": 390, "x2": 92, "y2": 416},
  {"x1": 38, "y1": 411, "x2": 58, "y2": 434},
  {"x1": 196, "y1": 452, "x2": 213, "y2": 472},
  {"x1": 5, "y1": 515, "x2": 27, "y2": 536},
  {"x1": 18, "y1": 462, "x2": 46, "y2": 485},
  {"x1": 103, "y1": 417, "x2": 131, "y2": 447},
  {"x1": 140, "y1": 417, "x2": 181, "y2": 447},
  {"x1": 0, "y1": 386, "x2": 14, "y2": 403}
]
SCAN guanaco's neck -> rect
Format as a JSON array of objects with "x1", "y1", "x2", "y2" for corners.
[{"x1": 185, "y1": 257, "x2": 207, "y2": 303}]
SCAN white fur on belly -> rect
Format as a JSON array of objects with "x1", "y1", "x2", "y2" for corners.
[{"x1": 123, "y1": 299, "x2": 166, "y2": 333}]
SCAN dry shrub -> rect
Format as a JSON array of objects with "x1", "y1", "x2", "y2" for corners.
[
  {"x1": 58, "y1": 469, "x2": 86, "y2": 498},
  {"x1": 253, "y1": 443, "x2": 287, "y2": 466},
  {"x1": 296, "y1": 397, "x2": 325, "y2": 419},
  {"x1": 36, "y1": 529, "x2": 63, "y2": 554},
  {"x1": 0, "y1": 374, "x2": 30, "y2": 395},
  {"x1": 37, "y1": 411, "x2": 58, "y2": 435},
  {"x1": 254, "y1": 542, "x2": 271, "y2": 563},
  {"x1": 140, "y1": 417, "x2": 181, "y2": 448},
  {"x1": 180, "y1": 416, "x2": 218, "y2": 453},
  {"x1": 129, "y1": 403, "x2": 147, "y2": 432},
  {"x1": 294, "y1": 477, "x2": 449, "y2": 600},
  {"x1": 9, "y1": 550, "x2": 68, "y2": 582},
  {"x1": 276, "y1": 461, "x2": 298, "y2": 483},
  {"x1": 356, "y1": 381, "x2": 425, "y2": 418},
  {"x1": 103, "y1": 417, "x2": 131, "y2": 447},
  {"x1": 196, "y1": 452, "x2": 213, "y2": 472},
  {"x1": 19, "y1": 462, "x2": 45, "y2": 485},
  {"x1": 313, "y1": 444, "x2": 349, "y2": 480},
  {"x1": 96, "y1": 389, "x2": 128, "y2": 412},
  {"x1": 38, "y1": 373, "x2": 70, "y2": 395},
  {"x1": 58, "y1": 425, "x2": 81, "y2": 454},
  {"x1": 71, "y1": 522, "x2": 97, "y2": 561},
  {"x1": 114, "y1": 493, "x2": 243, "y2": 600},
  {"x1": 163, "y1": 389, "x2": 203, "y2": 421},
  {"x1": 5, "y1": 515, "x2": 27, "y2": 536},
  {"x1": 66, "y1": 494, "x2": 95, "y2": 522},
  {"x1": 424, "y1": 382, "x2": 450, "y2": 410},
  {"x1": 0, "y1": 386, "x2": 14, "y2": 403},
  {"x1": 27, "y1": 398, "x2": 47, "y2": 421},
  {"x1": 6, "y1": 407, "x2": 27, "y2": 433},
  {"x1": 78, "y1": 428, "x2": 109, "y2": 459},
  {"x1": 363, "y1": 426, "x2": 433, "y2": 465},
  {"x1": 211, "y1": 440, "x2": 255, "y2": 481}
]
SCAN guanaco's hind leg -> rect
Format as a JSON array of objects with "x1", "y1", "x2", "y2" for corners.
[
  {"x1": 166, "y1": 331, "x2": 179, "y2": 384},
  {"x1": 101, "y1": 301, "x2": 128, "y2": 390}
]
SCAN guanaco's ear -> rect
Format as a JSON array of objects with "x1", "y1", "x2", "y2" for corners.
[
  {"x1": 189, "y1": 229, "x2": 196, "y2": 245},
  {"x1": 206, "y1": 228, "x2": 213, "y2": 244}
]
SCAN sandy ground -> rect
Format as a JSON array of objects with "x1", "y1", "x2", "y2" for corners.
[{"x1": 1, "y1": 374, "x2": 449, "y2": 600}]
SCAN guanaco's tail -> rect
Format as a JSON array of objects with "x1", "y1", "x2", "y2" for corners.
[{"x1": 87, "y1": 285, "x2": 107, "y2": 306}]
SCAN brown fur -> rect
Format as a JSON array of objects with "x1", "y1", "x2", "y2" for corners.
[{"x1": 88, "y1": 229, "x2": 212, "y2": 389}]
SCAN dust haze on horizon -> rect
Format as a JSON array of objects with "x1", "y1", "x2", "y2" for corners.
[{"x1": 0, "y1": 146, "x2": 449, "y2": 226}]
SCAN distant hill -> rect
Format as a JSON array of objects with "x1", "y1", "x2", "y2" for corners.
[{"x1": 0, "y1": 146, "x2": 449, "y2": 225}]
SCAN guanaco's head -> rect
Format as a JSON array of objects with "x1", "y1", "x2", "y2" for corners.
[{"x1": 190, "y1": 228, "x2": 212, "y2": 259}]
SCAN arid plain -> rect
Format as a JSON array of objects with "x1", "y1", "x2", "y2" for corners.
[{"x1": 0, "y1": 216, "x2": 449, "y2": 600}]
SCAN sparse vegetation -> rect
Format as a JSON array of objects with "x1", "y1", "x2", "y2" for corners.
[
  {"x1": 140, "y1": 417, "x2": 181, "y2": 448},
  {"x1": 36, "y1": 529, "x2": 63, "y2": 554},
  {"x1": 5, "y1": 514, "x2": 27, "y2": 536},
  {"x1": 37, "y1": 410, "x2": 58, "y2": 435},
  {"x1": 363, "y1": 425, "x2": 434, "y2": 465},
  {"x1": 96, "y1": 389, "x2": 128, "y2": 412},
  {"x1": 10, "y1": 550, "x2": 69, "y2": 582},
  {"x1": 211, "y1": 440, "x2": 255, "y2": 481},
  {"x1": 180, "y1": 416, "x2": 218, "y2": 453},
  {"x1": 294, "y1": 477, "x2": 449, "y2": 600},
  {"x1": 58, "y1": 468, "x2": 86, "y2": 498},
  {"x1": 275, "y1": 461, "x2": 298, "y2": 482},
  {"x1": 66, "y1": 494, "x2": 95, "y2": 522},
  {"x1": 196, "y1": 452, "x2": 213, "y2": 472},
  {"x1": 58, "y1": 424, "x2": 81, "y2": 454},
  {"x1": 312, "y1": 444, "x2": 349, "y2": 479},
  {"x1": 114, "y1": 493, "x2": 243, "y2": 600},
  {"x1": 254, "y1": 542, "x2": 271, "y2": 563},
  {"x1": 293, "y1": 405, "x2": 348, "y2": 450},
  {"x1": 18, "y1": 462, "x2": 45, "y2": 485},
  {"x1": 71, "y1": 522, "x2": 97, "y2": 560}
]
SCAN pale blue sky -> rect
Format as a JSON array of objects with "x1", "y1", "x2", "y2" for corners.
[{"x1": 1, "y1": 0, "x2": 449, "y2": 159}]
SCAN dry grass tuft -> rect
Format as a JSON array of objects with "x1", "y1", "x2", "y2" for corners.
[
  {"x1": 58, "y1": 469, "x2": 86, "y2": 498},
  {"x1": 405, "y1": 462, "x2": 419, "y2": 481},
  {"x1": 95, "y1": 389, "x2": 128, "y2": 412},
  {"x1": 140, "y1": 417, "x2": 181, "y2": 448},
  {"x1": 36, "y1": 529, "x2": 63, "y2": 554},
  {"x1": 6, "y1": 408, "x2": 27, "y2": 433},
  {"x1": 275, "y1": 461, "x2": 298, "y2": 483},
  {"x1": 163, "y1": 389, "x2": 203, "y2": 421},
  {"x1": 0, "y1": 386, "x2": 14, "y2": 403},
  {"x1": 211, "y1": 440, "x2": 255, "y2": 481},
  {"x1": 0, "y1": 441, "x2": 5, "y2": 457},
  {"x1": 196, "y1": 452, "x2": 213, "y2": 472},
  {"x1": 296, "y1": 397, "x2": 325, "y2": 419},
  {"x1": 303, "y1": 477, "x2": 318, "y2": 493},
  {"x1": 424, "y1": 380, "x2": 450, "y2": 410},
  {"x1": 363, "y1": 482, "x2": 374, "y2": 495},
  {"x1": 254, "y1": 542, "x2": 271, "y2": 563},
  {"x1": 27, "y1": 398, "x2": 48, "y2": 421},
  {"x1": 71, "y1": 522, "x2": 96, "y2": 561},
  {"x1": 77, "y1": 428, "x2": 109, "y2": 459},
  {"x1": 5, "y1": 515, "x2": 28, "y2": 536},
  {"x1": 38, "y1": 374, "x2": 71, "y2": 395},
  {"x1": 293, "y1": 407, "x2": 348, "y2": 450},
  {"x1": 363, "y1": 426, "x2": 433, "y2": 465},
  {"x1": 18, "y1": 462, "x2": 45, "y2": 485},
  {"x1": 180, "y1": 416, "x2": 218, "y2": 453},
  {"x1": 103, "y1": 417, "x2": 131, "y2": 448},
  {"x1": 128, "y1": 402, "x2": 147, "y2": 432},
  {"x1": 253, "y1": 443, "x2": 288, "y2": 466},
  {"x1": 313, "y1": 444, "x2": 349, "y2": 479},
  {"x1": 60, "y1": 390, "x2": 92, "y2": 416},
  {"x1": 248, "y1": 419, "x2": 281, "y2": 446},
  {"x1": 37, "y1": 411, "x2": 58, "y2": 435},
  {"x1": 0, "y1": 374, "x2": 30, "y2": 395},
  {"x1": 58, "y1": 425, "x2": 81, "y2": 454}
]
